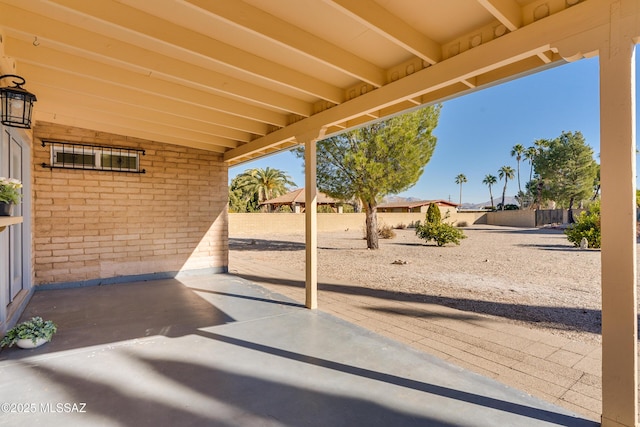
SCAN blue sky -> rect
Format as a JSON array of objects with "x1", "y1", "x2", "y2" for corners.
[{"x1": 230, "y1": 50, "x2": 639, "y2": 204}]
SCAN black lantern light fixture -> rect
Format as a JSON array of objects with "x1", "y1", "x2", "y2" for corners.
[{"x1": 0, "y1": 74, "x2": 37, "y2": 129}]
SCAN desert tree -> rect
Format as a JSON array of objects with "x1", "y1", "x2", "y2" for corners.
[
  {"x1": 454, "y1": 173, "x2": 467, "y2": 206},
  {"x1": 498, "y1": 166, "x2": 515, "y2": 210},
  {"x1": 295, "y1": 105, "x2": 442, "y2": 249},
  {"x1": 533, "y1": 131, "x2": 598, "y2": 222},
  {"x1": 482, "y1": 174, "x2": 497, "y2": 209}
]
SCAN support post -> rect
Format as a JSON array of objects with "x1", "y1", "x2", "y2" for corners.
[
  {"x1": 599, "y1": 3, "x2": 637, "y2": 426},
  {"x1": 299, "y1": 128, "x2": 326, "y2": 309},
  {"x1": 304, "y1": 138, "x2": 317, "y2": 309}
]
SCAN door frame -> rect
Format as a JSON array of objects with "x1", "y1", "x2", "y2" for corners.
[{"x1": 0, "y1": 125, "x2": 33, "y2": 335}]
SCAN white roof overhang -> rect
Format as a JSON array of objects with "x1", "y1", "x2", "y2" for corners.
[{"x1": 0, "y1": 0, "x2": 636, "y2": 165}]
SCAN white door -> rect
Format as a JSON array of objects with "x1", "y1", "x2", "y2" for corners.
[{"x1": 0, "y1": 127, "x2": 26, "y2": 306}]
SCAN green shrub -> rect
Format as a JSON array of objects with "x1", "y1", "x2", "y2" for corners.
[
  {"x1": 416, "y1": 222, "x2": 466, "y2": 246},
  {"x1": 565, "y1": 201, "x2": 600, "y2": 248},
  {"x1": 426, "y1": 203, "x2": 441, "y2": 225},
  {"x1": 457, "y1": 221, "x2": 468, "y2": 227}
]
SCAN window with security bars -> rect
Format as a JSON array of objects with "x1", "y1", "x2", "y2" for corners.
[{"x1": 42, "y1": 140, "x2": 145, "y2": 173}]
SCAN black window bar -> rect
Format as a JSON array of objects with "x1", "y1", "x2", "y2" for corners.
[{"x1": 41, "y1": 140, "x2": 146, "y2": 174}]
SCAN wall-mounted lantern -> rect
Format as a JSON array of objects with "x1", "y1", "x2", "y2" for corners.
[{"x1": 0, "y1": 74, "x2": 37, "y2": 129}]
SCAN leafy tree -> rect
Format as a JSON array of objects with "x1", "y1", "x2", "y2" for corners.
[
  {"x1": 533, "y1": 131, "x2": 598, "y2": 222},
  {"x1": 454, "y1": 173, "x2": 467, "y2": 206},
  {"x1": 229, "y1": 167, "x2": 296, "y2": 212},
  {"x1": 531, "y1": 139, "x2": 550, "y2": 207},
  {"x1": 498, "y1": 166, "x2": 515, "y2": 210},
  {"x1": 482, "y1": 174, "x2": 497, "y2": 209},
  {"x1": 295, "y1": 105, "x2": 441, "y2": 249},
  {"x1": 228, "y1": 175, "x2": 259, "y2": 212},
  {"x1": 510, "y1": 144, "x2": 525, "y2": 192}
]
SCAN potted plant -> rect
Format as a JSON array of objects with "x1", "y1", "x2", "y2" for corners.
[
  {"x1": 0, "y1": 177, "x2": 22, "y2": 216},
  {"x1": 1, "y1": 316, "x2": 57, "y2": 349}
]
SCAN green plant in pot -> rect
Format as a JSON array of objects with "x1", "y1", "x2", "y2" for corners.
[
  {"x1": 1, "y1": 316, "x2": 57, "y2": 349},
  {"x1": 0, "y1": 177, "x2": 22, "y2": 216}
]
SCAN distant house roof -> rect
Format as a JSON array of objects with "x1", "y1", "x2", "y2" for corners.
[
  {"x1": 261, "y1": 188, "x2": 341, "y2": 206},
  {"x1": 377, "y1": 200, "x2": 459, "y2": 209}
]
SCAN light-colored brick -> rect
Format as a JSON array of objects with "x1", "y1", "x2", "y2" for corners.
[{"x1": 32, "y1": 123, "x2": 228, "y2": 286}]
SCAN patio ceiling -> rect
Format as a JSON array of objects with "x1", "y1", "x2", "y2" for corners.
[{"x1": 0, "y1": 0, "x2": 625, "y2": 165}]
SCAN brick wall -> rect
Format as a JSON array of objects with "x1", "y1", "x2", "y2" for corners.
[{"x1": 32, "y1": 123, "x2": 228, "y2": 286}]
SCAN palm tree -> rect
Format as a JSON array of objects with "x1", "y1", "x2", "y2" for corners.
[
  {"x1": 235, "y1": 167, "x2": 296, "y2": 211},
  {"x1": 498, "y1": 166, "x2": 515, "y2": 210},
  {"x1": 523, "y1": 146, "x2": 538, "y2": 182},
  {"x1": 482, "y1": 174, "x2": 497, "y2": 208},
  {"x1": 454, "y1": 173, "x2": 467, "y2": 206},
  {"x1": 510, "y1": 144, "x2": 525, "y2": 192}
]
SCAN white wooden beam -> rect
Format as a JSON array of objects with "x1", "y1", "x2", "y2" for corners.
[
  {"x1": 31, "y1": 85, "x2": 254, "y2": 142},
  {"x1": 20, "y1": 63, "x2": 270, "y2": 136},
  {"x1": 478, "y1": 0, "x2": 522, "y2": 31},
  {"x1": 5, "y1": 37, "x2": 288, "y2": 128},
  {"x1": 50, "y1": 0, "x2": 344, "y2": 103},
  {"x1": 325, "y1": 0, "x2": 442, "y2": 64},
  {"x1": 225, "y1": 0, "x2": 618, "y2": 163},
  {"x1": 186, "y1": 0, "x2": 385, "y2": 87},
  {"x1": 34, "y1": 112, "x2": 228, "y2": 153},
  {"x1": 0, "y1": 3, "x2": 313, "y2": 116}
]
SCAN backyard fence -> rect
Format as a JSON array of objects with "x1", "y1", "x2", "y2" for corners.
[{"x1": 535, "y1": 209, "x2": 564, "y2": 226}]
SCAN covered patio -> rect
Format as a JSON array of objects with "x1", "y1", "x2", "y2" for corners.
[
  {"x1": 0, "y1": 275, "x2": 596, "y2": 427},
  {"x1": 0, "y1": 1, "x2": 638, "y2": 425}
]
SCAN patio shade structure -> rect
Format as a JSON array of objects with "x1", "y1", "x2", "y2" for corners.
[{"x1": 0, "y1": 1, "x2": 638, "y2": 426}]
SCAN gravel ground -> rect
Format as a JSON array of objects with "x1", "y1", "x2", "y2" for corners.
[{"x1": 230, "y1": 225, "x2": 612, "y2": 345}]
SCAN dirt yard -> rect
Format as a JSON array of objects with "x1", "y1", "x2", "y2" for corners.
[{"x1": 230, "y1": 225, "x2": 611, "y2": 345}]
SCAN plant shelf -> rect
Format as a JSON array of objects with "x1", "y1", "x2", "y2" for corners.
[{"x1": 0, "y1": 216, "x2": 23, "y2": 232}]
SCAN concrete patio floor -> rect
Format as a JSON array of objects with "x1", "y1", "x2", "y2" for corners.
[{"x1": 0, "y1": 275, "x2": 598, "y2": 427}]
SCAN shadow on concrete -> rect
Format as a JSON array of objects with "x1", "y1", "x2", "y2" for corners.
[
  {"x1": 187, "y1": 331, "x2": 597, "y2": 427},
  {"x1": 0, "y1": 276, "x2": 597, "y2": 427},
  {"x1": 230, "y1": 238, "x2": 305, "y2": 252},
  {"x1": 135, "y1": 353, "x2": 460, "y2": 427},
  {"x1": 189, "y1": 287, "x2": 305, "y2": 308},
  {"x1": 366, "y1": 306, "x2": 483, "y2": 322},
  {"x1": 0, "y1": 280, "x2": 234, "y2": 358},
  {"x1": 29, "y1": 364, "x2": 235, "y2": 427},
  {"x1": 234, "y1": 273, "x2": 605, "y2": 336},
  {"x1": 515, "y1": 243, "x2": 591, "y2": 252}
]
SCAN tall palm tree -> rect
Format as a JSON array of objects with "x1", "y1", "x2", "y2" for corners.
[
  {"x1": 482, "y1": 174, "x2": 497, "y2": 208},
  {"x1": 236, "y1": 167, "x2": 296, "y2": 211},
  {"x1": 523, "y1": 146, "x2": 538, "y2": 182},
  {"x1": 498, "y1": 166, "x2": 515, "y2": 210},
  {"x1": 510, "y1": 144, "x2": 525, "y2": 192},
  {"x1": 454, "y1": 173, "x2": 467, "y2": 206}
]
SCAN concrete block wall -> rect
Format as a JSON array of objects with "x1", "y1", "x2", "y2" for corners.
[
  {"x1": 31, "y1": 123, "x2": 228, "y2": 286},
  {"x1": 229, "y1": 211, "x2": 488, "y2": 235},
  {"x1": 486, "y1": 210, "x2": 536, "y2": 227}
]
